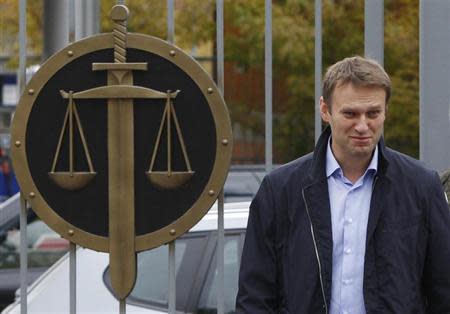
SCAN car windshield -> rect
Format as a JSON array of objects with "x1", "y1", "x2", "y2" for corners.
[
  {"x1": 104, "y1": 230, "x2": 244, "y2": 313},
  {"x1": 223, "y1": 168, "x2": 265, "y2": 203}
]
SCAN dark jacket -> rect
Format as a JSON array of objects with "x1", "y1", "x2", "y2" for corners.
[{"x1": 236, "y1": 128, "x2": 450, "y2": 314}]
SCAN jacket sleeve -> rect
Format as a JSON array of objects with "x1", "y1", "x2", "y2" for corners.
[
  {"x1": 235, "y1": 176, "x2": 281, "y2": 313},
  {"x1": 424, "y1": 172, "x2": 450, "y2": 312}
]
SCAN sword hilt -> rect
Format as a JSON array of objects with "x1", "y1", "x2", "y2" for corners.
[{"x1": 110, "y1": 5, "x2": 129, "y2": 63}]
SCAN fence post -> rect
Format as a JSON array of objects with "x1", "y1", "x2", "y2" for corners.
[
  {"x1": 314, "y1": 0, "x2": 322, "y2": 143},
  {"x1": 419, "y1": 0, "x2": 450, "y2": 171},
  {"x1": 166, "y1": 1, "x2": 177, "y2": 314},
  {"x1": 67, "y1": 2, "x2": 78, "y2": 313},
  {"x1": 364, "y1": 0, "x2": 384, "y2": 65},
  {"x1": 18, "y1": 0, "x2": 28, "y2": 312},
  {"x1": 215, "y1": 1, "x2": 225, "y2": 313},
  {"x1": 265, "y1": 0, "x2": 273, "y2": 172}
]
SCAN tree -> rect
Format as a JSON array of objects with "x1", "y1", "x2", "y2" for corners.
[
  {"x1": 0, "y1": 0, "x2": 43, "y2": 68},
  {"x1": 1, "y1": 0, "x2": 420, "y2": 162}
]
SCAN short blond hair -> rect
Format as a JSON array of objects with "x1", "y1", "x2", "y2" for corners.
[{"x1": 323, "y1": 56, "x2": 391, "y2": 108}]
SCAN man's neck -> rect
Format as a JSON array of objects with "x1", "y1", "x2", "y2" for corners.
[
  {"x1": 338, "y1": 156, "x2": 372, "y2": 183},
  {"x1": 330, "y1": 143, "x2": 374, "y2": 183}
]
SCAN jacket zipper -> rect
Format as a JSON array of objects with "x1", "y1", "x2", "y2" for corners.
[{"x1": 302, "y1": 188, "x2": 328, "y2": 314}]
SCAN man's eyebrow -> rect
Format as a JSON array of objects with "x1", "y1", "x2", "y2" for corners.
[{"x1": 338, "y1": 104, "x2": 383, "y2": 112}]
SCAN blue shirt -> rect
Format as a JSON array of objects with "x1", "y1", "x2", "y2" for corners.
[{"x1": 326, "y1": 138, "x2": 378, "y2": 314}]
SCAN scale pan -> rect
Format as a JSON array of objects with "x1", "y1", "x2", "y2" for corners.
[
  {"x1": 48, "y1": 172, "x2": 96, "y2": 190},
  {"x1": 146, "y1": 171, "x2": 194, "y2": 189}
]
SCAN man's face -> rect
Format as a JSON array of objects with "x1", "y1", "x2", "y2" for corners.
[{"x1": 320, "y1": 83, "x2": 386, "y2": 162}]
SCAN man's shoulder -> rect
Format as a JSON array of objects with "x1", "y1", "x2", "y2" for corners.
[{"x1": 384, "y1": 147, "x2": 436, "y2": 180}]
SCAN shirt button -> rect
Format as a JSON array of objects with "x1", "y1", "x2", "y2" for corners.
[
  {"x1": 343, "y1": 279, "x2": 353, "y2": 285},
  {"x1": 344, "y1": 248, "x2": 352, "y2": 254},
  {"x1": 345, "y1": 217, "x2": 353, "y2": 224}
]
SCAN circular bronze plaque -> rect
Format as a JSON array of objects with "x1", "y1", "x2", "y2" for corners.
[{"x1": 11, "y1": 33, "x2": 232, "y2": 252}]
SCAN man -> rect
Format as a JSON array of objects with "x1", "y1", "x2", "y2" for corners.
[{"x1": 236, "y1": 56, "x2": 450, "y2": 313}]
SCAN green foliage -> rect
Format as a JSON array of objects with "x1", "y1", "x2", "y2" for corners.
[
  {"x1": 2, "y1": 0, "x2": 420, "y2": 161},
  {"x1": 0, "y1": 0, "x2": 43, "y2": 69},
  {"x1": 216, "y1": 0, "x2": 420, "y2": 162},
  {"x1": 384, "y1": 0, "x2": 419, "y2": 157}
]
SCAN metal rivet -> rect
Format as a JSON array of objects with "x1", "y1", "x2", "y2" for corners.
[
  {"x1": 169, "y1": 229, "x2": 176, "y2": 236},
  {"x1": 67, "y1": 50, "x2": 74, "y2": 57},
  {"x1": 29, "y1": 192, "x2": 35, "y2": 198},
  {"x1": 207, "y1": 88, "x2": 213, "y2": 94},
  {"x1": 68, "y1": 229, "x2": 74, "y2": 236},
  {"x1": 28, "y1": 89, "x2": 34, "y2": 95},
  {"x1": 208, "y1": 189, "x2": 215, "y2": 196},
  {"x1": 222, "y1": 139, "x2": 229, "y2": 146},
  {"x1": 169, "y1": 50, "x2": 176, "y2": 57},
  {"x1": 15, "y1": 141, "x2": 21, "y2": 147}
]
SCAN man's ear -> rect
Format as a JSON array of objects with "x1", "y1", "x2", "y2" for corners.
[{"x1": 320, "y1": 96, "x2": 330, "y2": 123}]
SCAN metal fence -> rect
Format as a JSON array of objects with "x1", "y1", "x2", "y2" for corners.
[{"x1": 12, "y1": 0, "x2": 450, "y2": 313}]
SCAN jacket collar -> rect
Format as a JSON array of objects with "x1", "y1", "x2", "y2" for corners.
[{"x1": 306, "y1": 126, "x2": 391, "y2": 185}]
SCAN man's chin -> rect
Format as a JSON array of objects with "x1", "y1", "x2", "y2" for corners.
[{"x1": 351, "y1": 145, "x2": 375, "y2": 157}]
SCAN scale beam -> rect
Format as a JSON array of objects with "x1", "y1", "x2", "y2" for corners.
[{"x1": 60, "y1": 87, "x2": 179, "y2": 100}]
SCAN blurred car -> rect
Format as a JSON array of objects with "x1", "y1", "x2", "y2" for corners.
[
  {"x1": 2, "y1": 201, "x2": 250, "y2": 314},
  {"x1": 0, "y1": 167, "x2": 265, "y2": 311},
  {"x1": 0, "y1": 194, "x2": 69, "y2": 310}
]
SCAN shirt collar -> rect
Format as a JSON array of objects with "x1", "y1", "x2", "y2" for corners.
[{"x1": 326, "y1": 137, "x2": 378, "y2": 178}]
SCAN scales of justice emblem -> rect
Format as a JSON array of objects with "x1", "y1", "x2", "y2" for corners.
[{"x1": 11, "y1": 4, "x2": 232, "y2": 299}]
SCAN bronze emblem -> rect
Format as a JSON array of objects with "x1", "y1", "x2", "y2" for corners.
[{"x1": 11, "y1": 5, "x2": 232, "y2": 299}]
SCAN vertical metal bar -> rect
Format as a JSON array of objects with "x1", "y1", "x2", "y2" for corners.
[
  {"x1": 166, "y1": 2, "x2": 176, "y2": 314},
  {"x1": 68, "y1": 0, "x2": 75, "y2": 42},
  {"x1": 167, "y1": 0, "x2": 175, "y2": 44},
  {"x1": 18, "y1": 0, "x2": 27, "y2": 91},
  {"x1": 364, "y1": 0, "x2": 384, "y2": 65},
  {"x1": 419, "y1": 0, "x2": 424, "y2": 161},
  {"x1": 19, "y1": 0, "x2": 27, "y2": 312},
  {"x1": 314, "y1": 0, "x2": 322, "y2": 143},
  {"x1": 216, "y1": 0, "x2": 224, "y2": 93},
  {"x1": 419, "y1": 0, "x2": 423, "y2": 161},
  {"x1": 43, "y1": 0, "x2": 70, "y2": 61},
  {"x1": 67, "y1": 3, "x2": 77, "y2": 313},
  {"x1": 119, "y1": 300, "x2": 126, "y2": 314},
  {"x1": 418, "y1": 0, "x2": 450, "y2": 170},
  {"x1": 69, "y1": 243, "x2": 77, "y2": 314},
  {"x1": 19, "y1": 194, "x2": 28, "y2": 314},
  {"x1": 265, "y1": 0, "x2": 273, "y2": 172},
  {"x1": 92, "y1": 0, "x2": 101, "y2": 35},
  {"x1": 75, "y1": 0, "x2": 100, "y2": 40},
  {"x1": 216, "y1": 1, "x2": 225, "y2": 314},
  {"x1": 75, "y1": 0, "x2": 82, "y2": 40},
  {"x1": 217, "y1": 190, "x2": 225, "y2": 314},
  {"x1": 168, "y1": 242, "x2": 176, "y2": 314}
]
